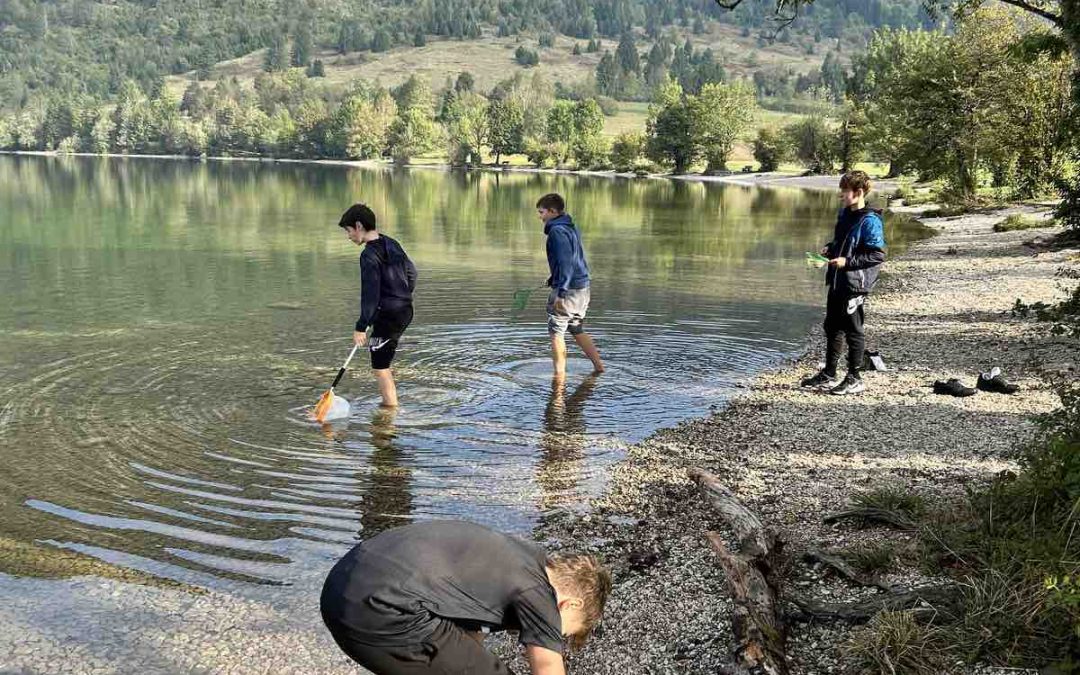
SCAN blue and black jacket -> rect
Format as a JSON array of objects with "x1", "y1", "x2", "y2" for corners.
[
  {"x1": 357, "y1": 234, "x2": 417, "y2": 332},
  {"x1": 544, "y1": 214, "x2": 590, "y2": 297},
  {"x1": 825, "y1": 206, "x2": 886, "y2": 295}
]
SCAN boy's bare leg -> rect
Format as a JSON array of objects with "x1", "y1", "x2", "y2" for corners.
[
  {"x1": 572, "y1": 332, "x2": 605, "y2": 373},
  {"x1": 550, "y1": 334, "x2": 567, "y2": 380},
  {"x1": 374, "y1": 369, "x2": 398, "y2": 407}
]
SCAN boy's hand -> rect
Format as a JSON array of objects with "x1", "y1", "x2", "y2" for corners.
[
  {"x1": 552, "y1": 297, "x2": 567, "y2": 314},
  {"x1": 354, "y1": 331, "x2": 368, "y2": 347},
  {"x1": 829, "y1": 257, "x2": 847, "y2": 269}
]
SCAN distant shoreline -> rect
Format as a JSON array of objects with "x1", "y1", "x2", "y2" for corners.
[{"x1": 0, "y1": 149, "x2": 897, "y2": 194}]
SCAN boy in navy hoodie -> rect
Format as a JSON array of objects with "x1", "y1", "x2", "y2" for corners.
[
  {"x1": 340, "y1": 203, "x2": 417, "y2": 407},
  {"x1": 801, "y1": 172, "x2": 886, "y2": 395},
  {"x1": 536, "y1": 193, "x2": 604, "y2": 381}
]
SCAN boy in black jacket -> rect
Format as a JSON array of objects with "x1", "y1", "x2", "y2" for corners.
[
  {"x1": 340, "y1": 203, "x2": 417, "y2": 407},
  {"x1": 801, "y1": 171, "x2": 886, "y2": 395}
]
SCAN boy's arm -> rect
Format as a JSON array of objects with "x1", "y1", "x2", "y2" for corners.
[
  {"x1": 547, "y1": 231, "x2": 575, "y2": 297},
  {"x1": 356, "y1": 254, "x2": 381, "y2": 332},
  {"x1": 405, "y1": 257, "x2": 418, "y2": 293},
  {"x1": 525, "y1": 645, "x2": 566, "y2": 675}
]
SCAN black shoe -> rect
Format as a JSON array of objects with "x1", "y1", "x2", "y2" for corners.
[
  {"x1": 801, "y1": 370, "x2": 839, "y2": 390},
  {"x1": 977, "y1": 368, "x2": 1019, "y2": 394},
  {"x1": 830, "y1": 374, "x2": 866, "y2": 395},
  {"x1": 933, "y1": 378, "x2": 976, "y2": 397}
]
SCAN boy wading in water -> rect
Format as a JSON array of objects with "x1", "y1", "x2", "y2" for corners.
[
  {"x1": 340, "y1": 203, "x2": 417, "y2": 407},
  {"x1": 801, "y1": 171, "x2": 887, "y2": 395},
  {"x1": 320, "y1": 520, "x2": 611, "y2": 675},
  {"x1": 537, "y1": 194, "x2": 604, "y2": 381}
]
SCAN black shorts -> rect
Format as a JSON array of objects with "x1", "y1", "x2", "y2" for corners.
[
  {"x1": 370, "y1": 305, "x2": 413, "y2": 370},
  {"x1": 322, "y1": 616, "x2": 515, "y2": 675}
]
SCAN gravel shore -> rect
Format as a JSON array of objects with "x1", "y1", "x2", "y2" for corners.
[{"x1": 497, "y1": 204, "x2": 1079, "y2": 674}]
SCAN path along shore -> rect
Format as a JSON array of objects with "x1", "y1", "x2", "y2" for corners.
[
  {"x1": 494, "y1": 204, "x2": 1079, "y2": 674},
  {"x1": 1, "y1": 196, "x2": 1076, "y2": 675}
]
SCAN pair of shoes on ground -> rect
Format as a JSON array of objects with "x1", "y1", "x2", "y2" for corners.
[
  {"x1": 933, "y1": 367, "x2": 1019, "y2": 397},
  {"x1": 800, "y1": 371, "x2": 865, "y2": 395}
]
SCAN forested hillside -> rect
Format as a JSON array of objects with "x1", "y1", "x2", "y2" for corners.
[{"x1": 0, "y1": 0, "x2": 934, "y2": 111}]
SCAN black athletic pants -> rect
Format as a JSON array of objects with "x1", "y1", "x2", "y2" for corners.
[
  {"x1": 322, "y1": 615, "x2": 515, "y2": 675},
  {"x1": 824, "y1": 292, "x2": 866, "y2": 379}
]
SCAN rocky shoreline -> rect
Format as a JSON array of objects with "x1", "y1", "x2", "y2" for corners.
[{"x1": 496, "y1": 204, "x2": 1079, "y2": 674}]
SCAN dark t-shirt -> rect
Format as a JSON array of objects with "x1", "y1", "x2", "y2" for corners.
[{"x1": 321, "y1": 521, "x2": 564, "y2": 654}]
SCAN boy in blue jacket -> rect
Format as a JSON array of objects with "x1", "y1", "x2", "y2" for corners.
[
  {"x1": 537, "y1": 193, "x2": 604, "y2": 381},
  {"x1": 801, "y1": 171, "x2": 886, "y2": 395}
]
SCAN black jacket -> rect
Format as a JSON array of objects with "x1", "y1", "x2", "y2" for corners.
[
  {"x1": 356, "y1": 234, "x2": 417, "y2": 331},
  {"x1": 825, "y1": 206, "x2": 887, "y2": 295}
]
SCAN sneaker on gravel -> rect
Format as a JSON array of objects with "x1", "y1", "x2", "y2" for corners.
[
  {"x1": 977, "y1": 368, "x2": 1019, "y2": 394},
  {"x1": 801, "y1": 370, "x2": 839, "y2": 389},
  {"x1": 933, "y1": 378, "x2": 977, "y2": 397},
  {"x1": 830, "y1": 374, "x2": 866, "y2": 395}
]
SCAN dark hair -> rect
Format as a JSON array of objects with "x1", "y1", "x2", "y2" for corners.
[
  {"x1": 339, "y1": 203, "x2": 377, "y2": 231},
  {"x1": 839, "y1": 171, "x2": 872, "y2": 196},
  {"x1": 535, "y1": 193, "x2": 565, "y2": 213}
]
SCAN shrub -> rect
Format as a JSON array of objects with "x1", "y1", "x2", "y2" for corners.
[
  {"x1": 843, "y1": 542, "x2": 897, "y2": 576},
  {"x1": 515, "y1": 46, "x2": 540, "y2": 67},
  {"x1": 850, "y1": 484, "x2": 927, "y2": 519},
  {"x1": 993, "y1": 213, "x2": 1057, "y2": 232},
  {"x1": 752, "y1": 127, "x2": 788, "y2": 172},
  {"x1": 524, "y1": 137, "x2": 554, "y2": 168},
  {"x1": 538, "y1": 33, "x2": 555, "y2": 48},
  {"x1": 574, "y1": 134, "x2": 611, "y2": 170},
  {"x1": 595, "y1": 96, "x2": 619, "y2": 116},
  {"x1": 610, "y1": 132, "x2": 645, "y2": 172},
  {"x1": 842, "y1": 611, "x2": 956, "y2": 675}
]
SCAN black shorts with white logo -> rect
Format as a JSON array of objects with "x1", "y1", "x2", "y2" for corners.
[{"x1": 369, "y1": 305, "x2": 413, "y2": 370}]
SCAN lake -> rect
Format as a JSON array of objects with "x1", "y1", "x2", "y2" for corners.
[{"x1": 0, "y1": 155, "x2": 926, "y2": 588}]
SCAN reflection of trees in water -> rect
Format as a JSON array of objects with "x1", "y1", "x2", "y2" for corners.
[
  {"x1": 359, "y1": 407, "x2": 413, "y2": 537},
  {"x1": 537, "y1": 375, "x2": 597, "y2": 511}
]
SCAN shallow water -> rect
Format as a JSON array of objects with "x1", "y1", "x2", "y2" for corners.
[{"x1": 0, "y1": 156, "x2": 927, "y2": 588}]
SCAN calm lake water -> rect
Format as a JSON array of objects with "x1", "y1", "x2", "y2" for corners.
[{"x1": 0, "y1": 156, "x2": 926, "y2": 588}]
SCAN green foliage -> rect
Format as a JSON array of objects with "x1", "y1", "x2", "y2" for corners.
[
  {"x1": 843, "y1": 541, "x2": 898, "y2": 576},
  {"x1": 646, "y1": 82, "x2": 696, "y2": 173},
  {"x1": 574, "y1": 134, "x2": 611, "y2": 169},
  {"x1": 783, "y1": 115, "x2": 836, "y2": 174},
  {"x1": 388, "y1": 108, "x2": 441, "y2": 164},
  {"x1": 524, "y1": 136, "x2": 557, "y2": 168},
  {"x1": 851, "y1": 9, "x2": 1073, "y2": 200},
  {"x1": 515, "y1": 46, "x2": 540, "y2": 67},
  {"x1": 752, "y1": 127, "x2": 789, "y2": 172},
  {"x1": 610, "y1": 131, "x2": 645, "y2": 171},
  {"x1": 486, "y1": 98, "x2": 525, "y2": 163},
  {"x1": 850, "y1": 483, "x2": 927, "y2": 519},
  {"x1": 689, "y1": 81, "x2": 757, "y2": 173},
  {"x1": 539, "y1": 33, "x2": 556, "y2": 48},
  {"x1": 444, "y1": 90, "x2": 489, "y2": 165},
  {"x1": 994, "y1": 214, "x2": 1056, "y2": 232}
]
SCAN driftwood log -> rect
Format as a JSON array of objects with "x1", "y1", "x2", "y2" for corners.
[
  {"x1": 802, "y1": 547, "x2": 894, "y2": 592},
  {"x1": 789, "y1": 584, "x2": 962, "y2": 624},
  {"x1": 690, "y1": 469, "x2": 789, "y2": 675},
  {"x1": 822, "y1": 508, "x2": 917, "y2": 530}
]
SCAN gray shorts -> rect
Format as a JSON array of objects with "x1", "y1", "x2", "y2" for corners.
[{"x1": 547, "y1": 287, "x2": 590, "y2": 336}]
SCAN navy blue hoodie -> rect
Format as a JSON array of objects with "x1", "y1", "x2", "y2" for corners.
[
  {"x1": 356, "y1": 234, "x2": 417, "y2": 332},
  {"x1": 544, "y1": 214, "x2": 590, "y2": 297}
]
